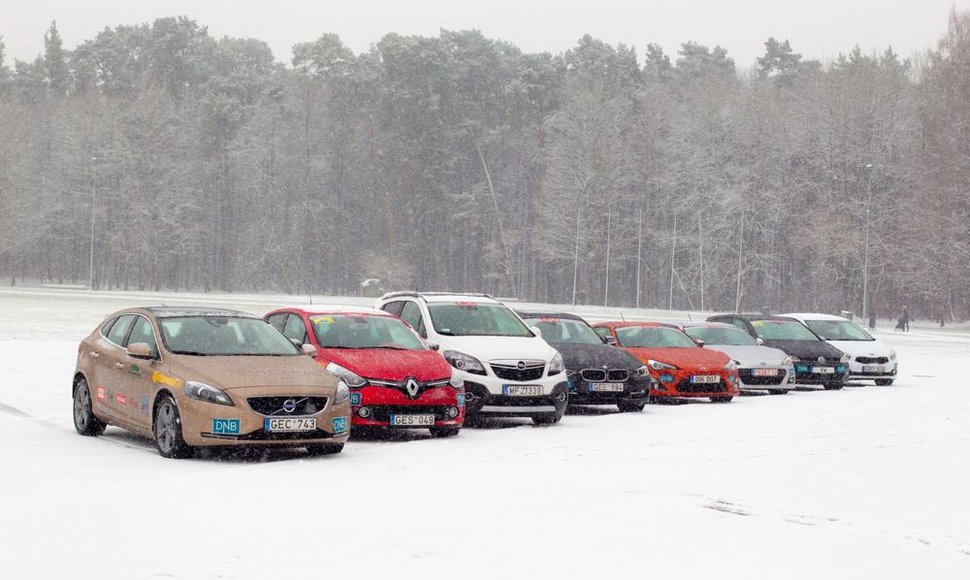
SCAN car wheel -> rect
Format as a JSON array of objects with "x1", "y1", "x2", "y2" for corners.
[
  {"x1": 767, "y1": 389, "x2": 789, "y2": 395},
  {"x1": 710, "y1": 396, "x2": 733, "y2": 403},
  {"x1": 306, "y1": 443, "x2": 344, "y2": 456},
  {"x1": 153, "y1": 395, "x2": 193, "y2": 459},
  {"x1": 823, "y1": 383, "x2": 844, "y2": 390},
  {"x1": 73, "y1": 377, "x2": 106, "y2": 436},
  {"x1": 429, "y1": 427, "x2": 460, "y2": 438},
  {"x1": 875, "y1": 379, "x2": 895, "y2": 386},
  {"x1": 617, "y1": 402, "x2": 646, "y2": 412}
]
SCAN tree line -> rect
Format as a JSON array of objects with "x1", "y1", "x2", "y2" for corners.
[{"x1": 1, "y1": 13, "x2": 969, "y2": 323}]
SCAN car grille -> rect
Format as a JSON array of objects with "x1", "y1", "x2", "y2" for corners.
[
  {"x1": 607, "y1": 369, "x2": 629, "y2": 382},
  {"x1": 490, "y1": 362, "x2": 545, "y2": 381},
  {"x1": 737, "y1": 369, "x2": 786, "y2": 385},
  {"x1": 581, "y1": 369, "x2": 607, "y2": 382},
  {"x1": 580, "y1": 369, "x2": 630, "y2": 382},
  {"x1": 675, "y1": 379, "x2": 727, "y2": 393},
  {"x1": 856, "y1": 356, "x2": 889, "y2": 364},
  {"x1": 247, "y1": 396, "x2": 329, "y2": 416}
]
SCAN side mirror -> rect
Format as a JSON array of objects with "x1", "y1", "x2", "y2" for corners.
[
  {"x1": 695, "y1": 339, "x2": 706, "y2": 347},
  {"x1": 301, "y1": 343, "x2": 318, "y2": 357},
  {"x1": 755, "y1": 337, "x2": 765, "y2": 346},
  {"x1": 426, "y1": 340, "x2": 440, "y2": 351},
  {"x1": 127, "y1": 342, "x2": 155, "y2": 360},
  {"x1": 604, "y1": 336, "x2": 617, "y2": 346},
  {"x1": 530, "y1": 326, "x2": 543, "y2": 339}
]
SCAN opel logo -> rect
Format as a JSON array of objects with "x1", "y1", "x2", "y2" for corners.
[
  {"x1": 405, "y1": 377, "x2": 420, "y2": 398},
  {"x1": 282, "y1": 399, "x2": 297, "y2": 413},
  {"x1": 517, "y1": 361, "x2": 526, "y2": 370}
]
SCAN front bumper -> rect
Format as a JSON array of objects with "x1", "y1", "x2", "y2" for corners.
[
  {"x1": 350, "y1": 384, "x2": 464, "y2": 428},
  {"x1": 565, "y1": 373, "x2": 651, "y2": 405},
  {"x1": 463, "y1": 380, "x2": 569, "y2": 418},
  {"x1": 178, "y1": 386, "x2": 351, "y2": 447},
  {"x1": 792, "y1": 363, "x2": 849, "y2": 385},
  {"x1": 649, "y1": 369, "x2": 740, "y2": 398},
  {"x1": 847, "y1": 360, "x2": 898, "y2": 381},
  {"x1": 737, "y1": 366, "x2": 796, "y2": 391}
]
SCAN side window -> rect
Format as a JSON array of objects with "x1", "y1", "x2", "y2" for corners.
[
  {"x1": 594, "y1": 326, "x2": 612, "y2": 341},
  {"x1": 105, "y1": 314, "x2": 137, "y2": 346},
  {"x1": 381, "y1": 300, "x2": 405, "y2": 317},
  {"x1": 730, "y1": 319, "x2": 750, "y2": 333},
  {"x1": 266, "y1": 313, "x2": 287, "y2": 331},
  {"x1": 399, "y1": 302, "x2": 427, "y2": 338},
  {"x1": 127, "y1": 316, "x2": 159, "y2": 357},
  {"x1": 282, "y1": 314, "x2": 308, "y2": 344}
]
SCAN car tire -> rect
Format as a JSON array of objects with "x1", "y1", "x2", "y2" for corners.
[
  {"x1": 823, "y1": 383, "x2": 844, "y2": 390},
  {"x1": 532, "y1": 411, "x2": 563, "y2": 425},
  {"x1": 153, "y1": 395, "x2": 193, "y2": 459},
  {"x1": 306, "y1": 443, "x2": 344, "y2": 456},
  {"x1": 710, "y1": 396, "x2": 734, "y2": 403},
  {"x1": 73, "y1": 376, "x2": 106, "y2": 436},
  {"x1": 617, "y1": 402, "x2": 646, "y2": 413},
  {"x1": 429, "y1": 427, "x2": 460, "y2": 438},
  {"x1": 875, "y1": 379, "x2": 895, "y2": 386}
]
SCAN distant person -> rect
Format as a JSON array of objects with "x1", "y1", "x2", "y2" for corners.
[
  {"x1": 901, "y1": 306, "x2": 910, "y2": 332},
  {"x1": 868, "y1": 309, "x2": 876, "y2": 330}
]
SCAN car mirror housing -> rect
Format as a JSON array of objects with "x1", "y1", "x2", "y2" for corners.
[
  {"x1": 755, "y1": 337, "x2": 765, "y2": 345},
  {"x1": 300, "y1": 343, "x2": 318, "y2": 357},
  {"x1": 127, "y1": 342, "x2": 154, "y2": 360},
  {"x1": 426, "y1": 340, "x2": 440, "y2": 351},
  {"x1": 695, "y1": 339, "x2": 706, "y2": 347},
  {"x1": 604, "y1": 335, "x2": 618, "y2": 346},
  {"x1": 530, "y1": 326, "x2": 543, "y2": 339}
]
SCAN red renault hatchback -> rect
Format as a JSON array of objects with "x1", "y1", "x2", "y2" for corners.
[{"x1": 265, "y1": 306, "x2": 464, "y2": 437}]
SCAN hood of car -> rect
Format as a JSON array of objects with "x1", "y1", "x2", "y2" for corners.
[
  {"x1": 824, "y1": 339, "x2": 894, "y2": 359},
  {"x1": 436, "y1": 334, "x2": 557, "y2": 364},
  {"x1": 167, "y1": 354, "x2": 334, "y2": 390},
  {"x1": 318, "y1": 348, "x2": 452, "y2": 382},
  {"x1": 702, "y1": 344, "x2": 790, "y2": 366},
  {"x1": 549, "y1": 342, "x2": 642, "y2": 372},
  {"x1": 622, "y1": 346, "x2": 731, "y2": 370},
  {"x1": 759, "y1": 339, "x2": 845, "y2": 361}
]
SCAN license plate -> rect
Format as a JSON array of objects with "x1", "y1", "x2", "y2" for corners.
[
  {"x1": 264, "y1": 417, "x2": 317, "y2": 432},
  {"x1": 389, "y1": 414, "x2": 435, "y2": 426},
  {"x1": 690, "y1": 375, "x2": 720, "y2": 384},
  {"x1": 862, "y1": 364, "x2": 883, "y2": 373},
  {"x1": 812, "y1": 366, "x2": 835, "y2": 374},
  {"x1": 752, "y1": 368, "x2": 779, "y2": 377},
  {"x1": 504, "y1": 385, "x2": 543, "y2": 397},
  {"x1": 591, "y1": 382, "x2": 625, "y2": 392}
]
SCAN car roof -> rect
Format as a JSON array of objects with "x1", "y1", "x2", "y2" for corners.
[
  {"x1": 379, "y1": 291, "x2": 499, "y2": 304},
  {"x1": 680, "y1": 321, "x2": 739, "y2": 329},
  {"x1": 142, "y1": 306, "x2": 260, "y2": 319},
  {"x1": 271, "y1": 305, "x2": 390, "y2": 317},
  {"x1": 594, "y1": 320, "x2": 681, "y2": 330},
  {"x1": 712, "y1": 313, "x2": 798, "y2": 323},
  {"x1": 515, "y1": 311, "x2": 589, "y2": 323},
  {"x1": 782, "y1": 312, "x2": 851, "y2": 322}
]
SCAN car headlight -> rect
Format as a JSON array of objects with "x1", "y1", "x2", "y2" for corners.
[
  {"x1": 326, "y1": 362, "x2": 367, "y2": 388},
  {"x1": 335, "y1": 380, "x2": 350, "y2": 404},
  {"x1": 725, "y1": 360, "x2": 738, "y2": 371},
  {"x1": 840, "y1": 354, "x2": 850, "y2": 363},
  {"x1": 183, "y1": 381, "x2": 234, "y2": 406},
  {"x1": 634, "y1": 365, "x2": 649, "y2": 377},
  {"x1": 548, "y1": 353, "x2": 565, "y2": 375},
  {"x1": 449, "y1": 369, "x2": 464, "y2": 389},
  {"x1": 648, "y1": 359, "x2": 677, "y2": 371},
  {"x1": 781, "y1": 356, "x2": 793, "y2": 367},
  {"x1": 442, "y1": 350, "x2": 487, "y2": 375}
]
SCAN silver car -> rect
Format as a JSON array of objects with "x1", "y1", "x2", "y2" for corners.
[{"x1": 680, "y1": 322, "x2": 796, "y2": 394}]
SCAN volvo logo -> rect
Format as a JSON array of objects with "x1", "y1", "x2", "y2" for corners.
[
  {"x1": 517, "y1": 361, "x2": 527, "y2": 370},
  {"x1": 282, "y1": 399, "x2": 297, "y2": 413},
  {"x1": 405, "y1": 377, "x2": 420, "y2": 398}
]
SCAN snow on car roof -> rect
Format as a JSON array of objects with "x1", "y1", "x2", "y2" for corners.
[
  {"x1": 284, "y1": 305, "x2": 389, "y2": 316},
  {"x1": 782, "y1": 312, "x2": 851, "y2": 321},
  {"x1": 421, "y1": 294, "x2": 499, "y2": 304},
  {"x1": 143, "y1": 306, "x2": 260, "y2": 318}
]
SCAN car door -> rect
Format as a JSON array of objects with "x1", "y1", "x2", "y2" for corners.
[
  {"x1": 399, "y1": 301, "x2": 428, "y2": 339},
  {"x1": 120, "y1": 314, "x2": 161, "y2": 430},
  {"x1": 96, "y1": 314, "x2": 138, "y2": 423}
]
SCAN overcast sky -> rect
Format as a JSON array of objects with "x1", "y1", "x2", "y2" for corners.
[{"x1": 3, "y1": 0, "x2": 969, "y2": 69}]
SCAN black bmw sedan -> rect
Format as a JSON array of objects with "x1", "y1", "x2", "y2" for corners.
[{"x1": 516, "y1": 311, "x2": 652, "y2": 411}]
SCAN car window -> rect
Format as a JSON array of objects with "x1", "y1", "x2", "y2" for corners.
[
  {"x1": 751, "y1": 320, "x2": 819, "y2": 341},
  {"x1": 105, "y1": 314, "x2": 136, "y2": 346},
  {"x1": 615, "y1": 326, "x2": 697, "y2": 348},
  {"x1": 427, "y1": 302, "x2": 532, "y2": 337},
  {"x1": 127, "y1": 316, "x2": 159, "y2": 357},
  {"x1": 399, "y1": 302, "x2": 427, "y2": 338},
  {"x1": 594, "y1": 326, "x2": 612, "y2": 341},
  {"x1": 266, "y1": 313, "x2": 287, "y2": 331},
  {"x1": 381, "y1": 301, "x2": 405, "y2": 317},
  {"x1": 159, "y1": 316, "x2": 299, "y2": 356},
  {"x1": 523, "y1": 317, "x2": 602, "y2": 345},
  {"x1": 684, "y1": 325, "x2": 758, "y2": 346},
  {"x1": 805, "y1": 319, "x2": 874, "y2": 341},
  {"x1": 310, "y1": 314, "x2": 426, "y2": 350},
  {"x1": 730, "y1": 319, "x2": 749, "y2": 333},
  {"x1": 282, "y1": 314, "x2": 308, "y2": 344}
]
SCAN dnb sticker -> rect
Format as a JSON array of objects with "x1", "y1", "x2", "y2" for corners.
[
  {"x1": 332, "y1": 416, "x2": 348, "y2": 433},
  {"x1": 350, "y1": 392, "x2": 362, "y2": 406},
  {"x1": 212, "y1": 418, "x2": 241, "y2": 435},
  {"x1": 457, "y1": 393, "x2": 465, "y2": 407}
]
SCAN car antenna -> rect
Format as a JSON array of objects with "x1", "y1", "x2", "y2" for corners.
[{"x1": 620, "y1": 312, "x2": 626, "y2": 321}]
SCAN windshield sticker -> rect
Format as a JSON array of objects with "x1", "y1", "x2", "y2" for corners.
[
  {"x1": 539, "y1": 317, "x2": 561, "y2": 323},
  {"x1": 455, "y1": 302, "x2": 478, "y2": 308},
  {"x1": 751, "y1": 321, "x2": 765, "y2": 327},
  {"x1": 312, "y1": 316, "x2": 334, "y2": 325}
]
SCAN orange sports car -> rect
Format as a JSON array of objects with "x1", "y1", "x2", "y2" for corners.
[
  {"x1": 72, "y1": 307, "x2": 351, "y2": 458},
  {"x1": 591, "y1": 321, "x2": 740, "y2": 402}
]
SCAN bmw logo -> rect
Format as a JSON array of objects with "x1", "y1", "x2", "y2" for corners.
[{"x1": 282, "y1": 399, "x2": 297, "y2": 413}]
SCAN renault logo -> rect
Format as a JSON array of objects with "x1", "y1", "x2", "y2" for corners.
[{"x1": 405, "y1": 377, "x2": 420, "y2": 398}]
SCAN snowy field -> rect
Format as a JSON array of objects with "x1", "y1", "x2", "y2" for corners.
[{"x1": 1, "y1": 287, "x2": 969, "y2": 579}]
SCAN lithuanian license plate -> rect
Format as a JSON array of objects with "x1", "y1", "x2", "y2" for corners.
[
  {"x1": 812, "y1": 366, "x2": 835, "y2": 374},
  {"x1": 264, "y1": 417, "x2": 316, "y2": 432},
  {"x1": 862, "y1": 364, "x2": 883, "y2": 373},
  {"x1": 591, "y1": 382, "x2": 625, "y2": 392},
  {"x1": 389, "y1": 414, "x2": 435, "y2": 426},
  {"x1": 752, "y1": 368, "x2": 779, "y2": 377},
  {"x1": 504, "y1": 385, "x2": 543, "y2": 397},
  {"x1": 690, "y1": 375, "x2": 720, "y2": 384}
]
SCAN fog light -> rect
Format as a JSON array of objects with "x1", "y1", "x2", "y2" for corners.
[
  {"x1": 446, "y1": 406, "x2": 459, "y2": 418},
  {"x1": 358, "y1": 407, "x2": 371, "y2": 418}
]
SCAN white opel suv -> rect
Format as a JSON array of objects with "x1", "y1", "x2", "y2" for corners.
[{"x1": 376, "y1": 292, "x2": 568, "y2": 424}]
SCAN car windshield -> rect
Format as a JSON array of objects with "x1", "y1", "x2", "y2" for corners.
[
  {"x1": 428, "y1": 302, "x2": 533, "y2": 337},
  {"x1": 750, "y1": 320, "x2": 819, "y2": 341},
  {"x1": 684, "y1": 325, "x2": 758, "y2": 346},
  {"x1": 159, "y1": 316, "x2": 299, "y2": 356},
  {"x1": 310, "y1": 314, "x2": 425, "y2": 350},
  {"x1": 522, "y1": 317, "x2": 602, "y2": 345},
  {"x1": 615, "y1": 326, "x2": 696, "y2": 348},
  {"x1": 805, "y1": 319, "x2": 874, "y2": 341}
]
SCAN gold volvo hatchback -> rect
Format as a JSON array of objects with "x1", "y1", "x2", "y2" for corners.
[{"x1": 72, "y1": 307, "x2": 351, "y2": 458}]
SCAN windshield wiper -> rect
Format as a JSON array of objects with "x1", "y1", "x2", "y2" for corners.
[{"x1": 170, "y1": 350, "x2": 210, "y2": 356}]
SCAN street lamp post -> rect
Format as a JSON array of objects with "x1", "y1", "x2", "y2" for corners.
[{"x1": 89, "y1": 157, "x2": 97, "y2": 290}]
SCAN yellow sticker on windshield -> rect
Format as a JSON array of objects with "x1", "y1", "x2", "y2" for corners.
[
  {"x1": 751, "y1": 321, "x2": 764, "y2": 327},
  {"x1": 312, "y1": 316, "x2": 334, "y2": 325}
]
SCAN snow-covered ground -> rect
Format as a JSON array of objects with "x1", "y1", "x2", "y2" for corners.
[{"x1": 1, "y1": 287, "x2": 968, "y2": 579}]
